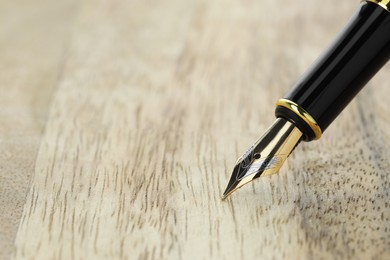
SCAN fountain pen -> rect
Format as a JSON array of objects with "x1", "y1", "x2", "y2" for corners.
[{"x1": 222, "y1": 0, "x2": 390, "y2": 199}]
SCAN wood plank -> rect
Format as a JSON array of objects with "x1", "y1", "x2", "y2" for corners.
[
  {"x1": 0, "y1": 0, "x2": 77, "y2": 258},
  {"x1": 13, "y1": 0, "x2": 390, "y2": 259}
]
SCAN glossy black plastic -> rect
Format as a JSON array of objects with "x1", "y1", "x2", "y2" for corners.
[{"x1": 276, "y1": 2, "x2": 390, "y2": 141}]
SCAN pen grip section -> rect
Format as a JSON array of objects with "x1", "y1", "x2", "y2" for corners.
[{"x1": 276, "y1": 1, "x2": 390, "y2": 141}]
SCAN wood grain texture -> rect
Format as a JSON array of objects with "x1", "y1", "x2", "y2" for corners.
[
  {"x1": 5, "y1": 0, "x2": 390, "y2": 259},
  {"x1": 0, "y1": 0, "x2": 76, "y2": 258}
]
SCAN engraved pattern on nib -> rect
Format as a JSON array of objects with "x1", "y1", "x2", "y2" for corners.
[
  {"x1": 236, "y1": 147, "x2": 255, "y2": 179},
  {"x1": 236, "y1": 152, "x2": 284, "y2": 181}
]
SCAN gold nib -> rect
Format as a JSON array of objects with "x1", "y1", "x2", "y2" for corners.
[{"x1": 222, "y1": 118, "x2": 302, "y2": 199}]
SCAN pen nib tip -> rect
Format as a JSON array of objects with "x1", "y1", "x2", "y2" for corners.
[{"x1": 221, "y1": 163, "x2": 258, "y2": 199}]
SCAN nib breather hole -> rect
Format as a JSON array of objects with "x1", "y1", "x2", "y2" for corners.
[{"x1": 254, "y1": 153, "x2": 261, "y2": 159}]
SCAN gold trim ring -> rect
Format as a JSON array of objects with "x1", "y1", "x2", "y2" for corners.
[
  {"x1": 365, "y1": 0, "x2": 390, "y2": 12},
  {"x1": 276, "y1": 99, "x2": 322, "y2": 140}
]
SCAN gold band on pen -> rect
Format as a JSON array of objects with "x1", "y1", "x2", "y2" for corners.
[
  {"x1": 365, "y1": 0, "x2": 390, "y2": 12},
  {"x1": 276, "y1": 98, "x2": 322, "y2": 140}
]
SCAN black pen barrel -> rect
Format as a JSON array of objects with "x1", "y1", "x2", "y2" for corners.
[{"x1": 275, "y1": 1, "x2": 390, "y2": 141}]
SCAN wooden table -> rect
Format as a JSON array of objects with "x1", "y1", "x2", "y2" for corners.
[{"x1": 2, "y1": 0, "x2": 390, "y2": 259}]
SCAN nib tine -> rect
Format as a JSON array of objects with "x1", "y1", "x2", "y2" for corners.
[
  {"x1": 221, "y1": 169, "x2": 256, "y2": 199},
  {"x1": 221, "y1": 183, "x2": 235, "y2": 200},
  {"x1": 221, "y1": 164, "x2": 241, "y2": 199},
  {"x1": 221, "y1": 185, "x2": 240, "y2": 200}
]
